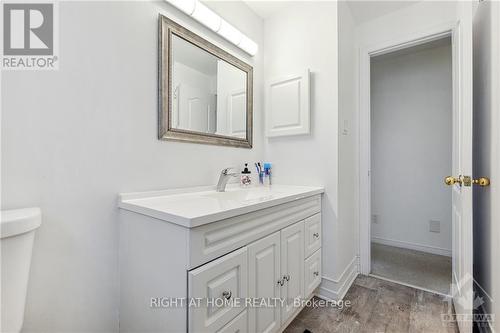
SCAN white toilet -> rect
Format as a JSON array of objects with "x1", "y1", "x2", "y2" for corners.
[{"x1": 1, "y1": 208, "x2": 41, "y2": 333}]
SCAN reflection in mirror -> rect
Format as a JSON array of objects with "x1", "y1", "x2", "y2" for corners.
[
  {"x1": 171, "y1": 35, "x2": 247, "y2": 138},
  {"x1": 159, "y1": 15, "x2": 253, "y2": 148}
]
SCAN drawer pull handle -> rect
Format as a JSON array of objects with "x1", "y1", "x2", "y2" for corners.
[
  {"x1": 283, "y1": 275, "x2": 290, "y2": 282},
  {"x1": 313, "y1": 271, "x2": 319, "y2": 277},
  {"x1": 277, "y1": 279, "x2": 284, "y2": 286},
  {"x1": 313, "y1": 233, "x2": 320, "y2": 238},
  {"x1": 222, "y1": 291, "x2": 232, "y2": 300}
]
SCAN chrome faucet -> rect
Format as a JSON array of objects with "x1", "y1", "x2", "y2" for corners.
[{"x1": 216, "y1": 167, "x2": 239, "y2": 192}]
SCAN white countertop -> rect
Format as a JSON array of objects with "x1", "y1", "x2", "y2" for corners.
[{"x1": 118, "y1": 184, "x2": 324, "y2": 228}]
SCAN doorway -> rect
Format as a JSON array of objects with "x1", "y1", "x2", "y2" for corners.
[
  {"x1": 368, "y1": 37, "x2": 453, "y2": 295},
  {"x1": 358, "y1": 10, "x2": 475, "y2": 333}
]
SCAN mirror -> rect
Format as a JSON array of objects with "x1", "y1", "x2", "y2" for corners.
[{"x1": 159, "y1": 15, "x2": 253, "y2": 148}]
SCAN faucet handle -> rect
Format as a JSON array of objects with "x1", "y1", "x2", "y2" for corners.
[{"x1": 221, "y1": 167, "x2": 236, "y2": 175}]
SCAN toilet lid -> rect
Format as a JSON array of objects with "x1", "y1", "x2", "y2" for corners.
[{"x1": 1, "y1": 207, "x2": 41, "y2": 239}]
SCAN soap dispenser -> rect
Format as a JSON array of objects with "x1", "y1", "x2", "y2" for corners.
[{"x1": 240, "y1": 163, "x2": 252, "y2": 187}]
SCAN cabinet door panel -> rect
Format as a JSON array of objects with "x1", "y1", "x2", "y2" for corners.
[
  {"x1": 248, "y1": 232, "x2": 281, "y2": 333},
  {"x1": 280, "y1": 221, "x2": 305, "y2": 324}
]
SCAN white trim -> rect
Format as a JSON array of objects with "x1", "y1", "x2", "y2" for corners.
[
  {"x1": 371, "y1": 236, "x2": 452, "y2": 257},
  {"x1": 358, "y1": 21, "x2": 458, "y2": 275},
  {"x1": 317, "y1": 256, "x2": 359, "y2": 300}
]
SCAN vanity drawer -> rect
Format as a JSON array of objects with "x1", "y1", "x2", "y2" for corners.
[
  {"x1": 188, "y1": 247, "x2": 248, "y2": 333},
  {"x1": 304, "y1": 249, "x2": 321, "y2": 296},
  {"x1": 216, "y1": 309, "x2": 248, "y2": 333},
  {"x1": 304, "y1": 214, "x2": 321, "y2": 258}
]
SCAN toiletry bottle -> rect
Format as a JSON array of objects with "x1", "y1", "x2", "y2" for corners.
[
  {"x1": 263, "y1": 163, "x2": 272, "y2": 186},
  {"x1": 241, "y1": 163, "x2": 252, "y2": 187}
]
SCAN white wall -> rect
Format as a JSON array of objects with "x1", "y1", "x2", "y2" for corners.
[
  {"x1": 262, "y1": 2, "x2": 349, "y2": 299},
  {"x1": 336, "y1": 0, "x2": 359, "y2": 293},
  {"x1": 0, "y1": 1, "x2": 263, "y2": 332},
  {"x1": 370, "y1": 42, "x2": 453, "y2": 255},
  {"x1": 472, "y1": 1, "x2": 500, "y2": 329},
  {"x1": 355, "y1": 1, "x2": 457, "y2": 48}
]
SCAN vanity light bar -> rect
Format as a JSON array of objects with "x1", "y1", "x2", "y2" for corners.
[{"x1": 165, "y1": 0, "x2": 259, "y2": 56}]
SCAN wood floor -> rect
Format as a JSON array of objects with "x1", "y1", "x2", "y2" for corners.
[{"x1": 284, "y1": 275, "x2": 459, "y2": 333}]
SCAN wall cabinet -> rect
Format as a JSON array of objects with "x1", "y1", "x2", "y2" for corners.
[{"x1": 119, "y1": 194, "x2": 322, "y2": 333}]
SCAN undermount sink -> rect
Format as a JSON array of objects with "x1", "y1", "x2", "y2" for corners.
[
  {"x1": 118, "y1": 184, "x2": 324, "y2": 228},
  {"x1": 200, "y1": 187, "x2": 284, "y2": 203}
]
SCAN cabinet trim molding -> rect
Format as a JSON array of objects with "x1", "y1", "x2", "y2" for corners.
[{"x1": 190, "y1": 195, "x2": 321, "y2": 268}]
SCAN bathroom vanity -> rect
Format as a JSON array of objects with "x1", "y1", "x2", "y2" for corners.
[{"x1": 118, "y1": 185, "x2": 323, "y2": 333}]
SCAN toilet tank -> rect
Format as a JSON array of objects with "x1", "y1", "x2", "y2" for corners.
[{"x1": 1, "y1": 208, "x2": 41, "y2": 333}]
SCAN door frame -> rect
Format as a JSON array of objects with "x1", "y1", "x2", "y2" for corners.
[{"x1": 358, "y1": 21, "x2": 459, "y2": 275}]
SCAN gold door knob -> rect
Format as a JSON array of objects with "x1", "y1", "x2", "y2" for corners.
[
  {"x1": 445, "y1": 176, "x2": 461, "y2": 186},
  {"x1": 445, "y1": 175, "x2": 490, "y2": 187},
  {"x1": 473, "y1": 177, "x2": 490, "y2": 187}
]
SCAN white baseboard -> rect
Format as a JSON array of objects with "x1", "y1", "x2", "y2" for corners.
[
  {"x1": 317, "y1": 256, "x2": 359, "y2": 301},
  {"x1": 371, "y1": 236, "x2": 452, "y2": 257}
]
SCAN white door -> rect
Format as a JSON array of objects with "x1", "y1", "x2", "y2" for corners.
[
  {"x1": 448, "y1": 3, "x2": 474, "y2": 333},
  {"x1": 227, "y1": 89, "x2": 247, "y2": 138},
  {"x1": 280, "y1": 222, "x2": 304, "y2": 325},
  {"x1": 248, "y1": 232, "x2": 281, "y2": 333},
  {"x1": 177, "y1": 83, "x2": 211, "y2": 132}
]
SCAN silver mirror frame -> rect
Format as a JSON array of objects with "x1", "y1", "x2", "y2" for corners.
[{"x1": 158, "y1": 15, "x2": 254, "y2": 148}]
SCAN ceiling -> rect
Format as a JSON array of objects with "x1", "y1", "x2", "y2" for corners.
[
  {"x1": 345, "y1": 0, "x2": 420, "y2": 24},
  {"x1": 242, "y1": 1, "x2": 419, "y2": 24},
  {"x1": 242, "y1": 1, "x2": 293, "y2": 20}
]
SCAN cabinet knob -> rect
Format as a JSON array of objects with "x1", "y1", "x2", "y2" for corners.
[
  {"x1": 313, "y1": 233, "x2": 320, "y2": 238},
  {"x1": 277, "y1": 279, "x2": 284, "y2": 286},
  {"x1": 283, "y1": 274, "x2": 290, "y2": 282},
  {"x1": 313, "y1": 271, "x2": 319, "y2": 277},
  {"x1": 222, "y1": 290, "x2": 232, "y2": 300}
]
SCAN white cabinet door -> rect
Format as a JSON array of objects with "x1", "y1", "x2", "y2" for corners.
[
  {"x1": 304, "y1": 249, "x2": 321, "y2": 297},
  {"x1": 280, "y1": 222, "x2": 304, "y2": 324},
  {"x1": 188, "y1": 247, "x2": 248, "y2": 333},
  {"x1": 248, "y1": 232, "x2": 281, "y2": 333},
  {"x1": 266, "y1": 69, "x2": 311, "y2": 137}
]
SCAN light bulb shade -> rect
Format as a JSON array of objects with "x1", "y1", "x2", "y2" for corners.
[
  {"x1": 164, "y1": 0, "x2": 258, "y2": 57},
  {"x1": 218, "y1": 19, "x2": 243, "y2": 46},
  {"x1": 238, "y1": 35, "x2": 258, "y2": 56},
  {"x1": 192, "y1": 2, "x2": 221, "y2": 32},
  {"x1": 167, "y1": 0, "x2": 195, "y2": 15}
]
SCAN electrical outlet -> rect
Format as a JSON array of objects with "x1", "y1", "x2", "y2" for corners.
[
  {"x1": 371, "y1": 214, "x2": 379, "y2": 224},
  {"x1": 429, "y1": 220, "x2": 441, "y2": 233}
]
